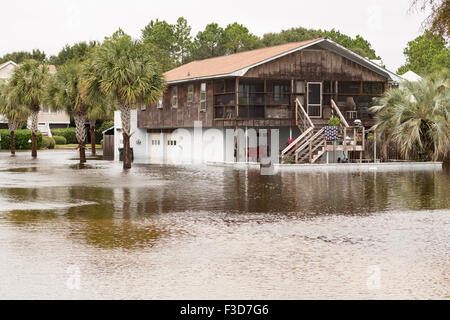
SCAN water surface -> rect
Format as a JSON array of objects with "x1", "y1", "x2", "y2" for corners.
[{"x1": 0, "y1": 151, "x2": 449, "y2": 299}]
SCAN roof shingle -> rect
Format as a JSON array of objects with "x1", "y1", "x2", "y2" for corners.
[{"x1": 164, "y1": 38, "x2": 323, "y2": 83}]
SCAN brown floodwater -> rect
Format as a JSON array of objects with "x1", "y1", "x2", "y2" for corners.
[{"x1": 0, "y1": 150, "x2": 449, "y2": 300}]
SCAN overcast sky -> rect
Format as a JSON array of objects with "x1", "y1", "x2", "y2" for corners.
[{"x1": 1, "y1": 0, "x2": 429, "y2": 72}]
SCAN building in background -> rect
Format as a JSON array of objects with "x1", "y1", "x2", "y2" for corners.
[{"x1": 0, "y1": 62, "x2": 70, "y2": 133}]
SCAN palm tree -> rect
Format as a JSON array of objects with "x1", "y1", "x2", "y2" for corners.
[
  {"x1": 0, "y1": 82, "x2": 30, "y2": 155},
  {"x1": 8, "y1": 60, "x2": 49, "y2": 158},
  {"x1": 45, "y1": 62, "x2": 91, "y2": 163},
  {"x1": 82, "y1": 30, "x2": 166, "y2": 168},
  {"x1": 371, "y1": 70, "x2": 449, "y2": 161}
]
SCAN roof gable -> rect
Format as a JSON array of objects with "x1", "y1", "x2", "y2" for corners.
[
  {"x1": 164, "y1": 38, "x2": 323, "y2": 83},
  {"x1": 164, "y1": 38, "x2": 400, "y2": 84},
  {"x1": 0, "y1": 60, "x2": 17, "y2": 70}
]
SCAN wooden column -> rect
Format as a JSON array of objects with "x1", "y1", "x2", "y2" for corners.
[
  {"x1": 374, "y1": 129, "x2": 377, "y2": 163},
  {"x1": 343, "y1": 127, "x2": 347, "y2": 160},
  {"x1": 264, "y1": 79, "x2": 267, "y2": 120},
  {"x1": 335, "y1": 81, "x2": 339, "y2": 103},
  {"x1": 235, "y1": 77, "x2": 240, "y2": 119}
]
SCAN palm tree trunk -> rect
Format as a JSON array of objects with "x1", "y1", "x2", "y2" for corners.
[
  {"x1": 74, "y1": 112, "x2": 87, "y2": 164},
  {"x1": 31, "y1": 109, "x2": 39, "y2": 158},
  {"x1": 120, "y1": 103, "x2": 132, "y2": 169},
  {"x1": 89, "y1": 119, "x2": 96, "y2": 156},
  {"x1": 7, "y1": 119, "x2": 17, "y2": 156},
  {"x1": 80, "y1": 141, "x2": 86, "y2": 163},
  {"x1": 10, "y1": 130, "x2": 15, "y2": 156}
]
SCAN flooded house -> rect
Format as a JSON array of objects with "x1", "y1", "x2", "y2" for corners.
[{"x1": 116, "y1": 37, "x2": 401, "y2": 164}]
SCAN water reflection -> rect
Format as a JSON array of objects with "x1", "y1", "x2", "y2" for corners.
[{"x1": 0, "y1": 151, "x2": 448, "y2": 299}]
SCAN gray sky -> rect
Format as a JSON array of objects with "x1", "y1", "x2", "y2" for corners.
[{"x1": 1, "y1": 0, "x2": 429, "y2": 72}]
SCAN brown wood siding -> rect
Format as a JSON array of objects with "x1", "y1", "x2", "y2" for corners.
[
  {"x1": 138, "y1": 48, "x2": 388, "y2": 129},
  {"x1": 245, "y1": 49, "x2": 386, "y2": 82},
  {"x1": 138, "y1": 80, "x2": 215, "y2": 129}
]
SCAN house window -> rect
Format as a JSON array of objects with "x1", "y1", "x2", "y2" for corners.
[
  {"x1": 200, "y1": 83, "x2": 207, "y2": 112},
  {"x1": 187, "y1": 84, "x2": 194, "y2": 102},
  {"x1": 168, "y1": 140, "x2": 177, "y2": 146},
  {"x1": 172, "y1": 87, "x2": 178, "y2": 108},
  {"x1": 157, "y1": 97, "x2": 163, "y2": 109},
  {"x1": 273, "y1": 83, "x2": 290, "y2": 104},
  {"x1": 42, "y1": 105, "x2": 49, "y2": 113}
]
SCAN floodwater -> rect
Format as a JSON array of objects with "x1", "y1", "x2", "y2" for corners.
[{"x1": 0, "y1": 150, "x2": 449, "y2": 300}]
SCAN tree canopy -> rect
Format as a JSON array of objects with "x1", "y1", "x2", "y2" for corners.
[
  {"x1": 412, "y1": 0, "x2": 450, "y2": 40},
  {"x1": 397, "y1": 30, "x2": 450, "y2": 76},
  {"x1": 48, "y1": 41, "x2": 99, "y2": 66},
  {"x1": 222, "y1": 23, "x2": 261, "y2": 54},
  {"x1": 0, "y1": 49, "x2": 47, "y2": 65},
  {"x1": 191, "y1": 23, "x2": 226, "y2": 60},
  {"x1": 140, "y1": 18, "x2": 382, "y2": 70},
  {"x1": 371, "y1": 69, "x2": 449, "y2": 161},
  {"x1": 262, "y1": 27, "x2": 380, "y2": 60}
]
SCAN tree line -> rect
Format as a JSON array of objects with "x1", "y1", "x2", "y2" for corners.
[
  {"x1": 0, "y1": 30, "x2": 166, "y2": 169},
  {"x1": 1, "y1": 18, "x2": 382, "y2": 72}
]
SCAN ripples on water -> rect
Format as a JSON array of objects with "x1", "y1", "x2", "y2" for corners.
[{"x1": 0, "y1": 151, "x2": 449, "y2": 299}]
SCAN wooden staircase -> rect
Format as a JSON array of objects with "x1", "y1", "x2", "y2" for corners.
[
  {"x1": 281, "y1": 99, "x2": 327, "y2": 164},
  {"x1": 281, "y1": 99, "x2": 352, "y2": 164}
]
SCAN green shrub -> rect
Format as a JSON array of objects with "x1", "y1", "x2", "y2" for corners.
[
  {"x1": 100, "y1": 139, "x2": 104, "y2": 147},
  {"x1": 283, "y1": 156, "x2": 296, "y2": 164},
  {"x1": 95, "y1": 121, "x2": 114, "y2": 144},
  {"x1": 42, "y1": 136, "x2": 56, "y2": 149},
  {"x1": 0, "y1": 129, "x2": 43, "y2": 150},
  {"x1": 51, "y1": 128, "x2": 77, "y2": 144},
  {"x1": 328, "y1": 117, "x2": 341, "y2": 127},
  {"x1": 53, "y1": 135, "x2": 67, "y2": 145}
]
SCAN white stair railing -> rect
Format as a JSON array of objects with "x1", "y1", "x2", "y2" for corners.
[{"x1": 331, "y1": 99, "x2": 350, "y2": 128}]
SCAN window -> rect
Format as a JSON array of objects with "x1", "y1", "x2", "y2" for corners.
[
  {"x1": 187, "y1": 84, "x2": 194, "y2": 102},
  {"x1": 363, "y1": 82, "x2": 384, "y2": 95},
  {"x1": 42, "y1": 105, "x2": 49, "y2": 113},
  {"x1": 172, "y1": 87, "x2": 178, "y2": 108},
  {"x1": 295, "y1": 81, "x2": 305, "y2": 94},
  {"x1": 152, "y1": 140, "x2": 161, "y2": 146},
  {"x1": 168, "y1": 140, "x2": 177, "y2": 146},
  {"x1": 200, "y1": 83, "x2": 207, "y2": 112},
  {"x1": 157, "y1": 97, "x2": 163, "y2": 109},
  {"x1": 140, "y1": 104, "x2": 147, "y2": 111},
  {"x1": 339, "y1": 82, "x2": 361, "y2": 94},
  {"x1": 273, "y1": 83, "x2": 290, "y2": 104},
  {"x1": 41, "y1": 104, "x2": 56, "y2": 114}
]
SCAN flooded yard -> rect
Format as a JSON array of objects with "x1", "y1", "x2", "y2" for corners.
[{"x1": 0, "y1": 150, "x2": 449, "y2": 299}]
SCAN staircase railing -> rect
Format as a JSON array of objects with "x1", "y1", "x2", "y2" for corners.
[
  {"x1": 331, "y1": 99, "x2": 350, "y2": 128},
  {"x1": 281, "y1": 99, "x2": 315, "y2": 158},
  {"x1": 281, "y1": 127, "x2": 314, "y2": 157},
  {"x1": 296, "y1": 98, "x2": 315, "y2": 132},
  {"x1": 295, "y1": 128, "x2": 325, "y2": 163}
]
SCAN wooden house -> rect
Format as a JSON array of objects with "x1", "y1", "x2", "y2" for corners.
[{"x1": 124, "y1": 37, "x2": 401, "y2": 164}]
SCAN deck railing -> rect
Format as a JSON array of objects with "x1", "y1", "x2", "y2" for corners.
[
  {"x1": 331, "y1": 99, "x2": 350, "y2": 128},
  {"x1": 295, "y1": 98, "x2": 315, "y2": 132}
]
